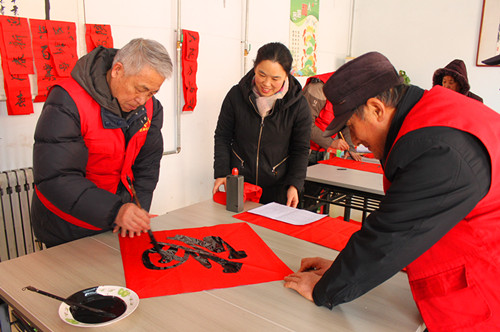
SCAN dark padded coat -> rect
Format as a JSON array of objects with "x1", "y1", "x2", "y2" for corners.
[{"x1": 31, "y1": 47, "x2": 164, "y2": 247}]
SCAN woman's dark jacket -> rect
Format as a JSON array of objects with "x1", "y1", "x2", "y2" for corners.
[
  {"x1": 31, "y1": 46, "x2": 164, "y2": 247},
  {"x1": 214, "y1": 69, "x2": 311, "y2": 203}
]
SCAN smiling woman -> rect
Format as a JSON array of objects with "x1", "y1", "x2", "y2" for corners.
[{"x1": 213, "y1": 42, "x2": 311, "y2": 209}]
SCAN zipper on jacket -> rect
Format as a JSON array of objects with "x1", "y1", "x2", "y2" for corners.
[
  {"x1": 249, "y1": 96, "x2": 275, "y2": 186},
  {"x1": 272, "y1": 156, "x2": 289, "y2": 176},
  {"x1": 232, "y1": 149, "x2": 245, "y2": 168}
]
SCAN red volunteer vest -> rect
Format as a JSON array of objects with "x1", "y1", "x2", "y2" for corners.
[
  {"x1": 306, "y1": 73, "x2": 335, "y2": 151},
  {"x1": 36, "y1": 78, "x2": 153, "y2": 230},
  {"x1": 384, "y1": 86, "x2": 500, "y2": 331}
]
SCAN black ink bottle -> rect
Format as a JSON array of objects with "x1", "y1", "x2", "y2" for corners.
[{"x1": 226, "y1": 168, "x2": 244, "y2": 212}]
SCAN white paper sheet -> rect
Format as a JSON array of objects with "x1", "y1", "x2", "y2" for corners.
[{"x1": 248, "y1": 202, "x2": 326, "y2": 225}]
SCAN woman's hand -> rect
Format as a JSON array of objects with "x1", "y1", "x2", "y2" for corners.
[
  {"x1": 286, "y1": 185, "x2": 299, "y2": 208},
  {"x1": 212, "y1": 177, "x2": 227, "y2": 194}
]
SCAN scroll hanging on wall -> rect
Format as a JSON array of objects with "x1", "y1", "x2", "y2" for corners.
[
  {"x1": 181, "y1": 29, "x2": 199, "y2": 112},
  {"x1": 289, "y1": 0, "x2": 319, "y2": 77},
  {"x1": 85, "y1": 24, "x2": 113, "y2": 53},
  {"x1": 45, "y1": 20, "x2": 78, "y2": 78},
  {"x1": 0, "y1": 16, "x2": 34, "y2": 115},
  {"x1": 29, "y1": 19, "x2": 65, "y2": 103}
]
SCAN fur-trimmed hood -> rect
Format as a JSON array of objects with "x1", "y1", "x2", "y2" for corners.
[{"x1": 432, "y1": 59, "x2": 470, "y2": 95}]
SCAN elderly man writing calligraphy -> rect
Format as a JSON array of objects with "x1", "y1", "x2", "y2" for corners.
[
  {"x1": 284, "y1": 52, "x2": 500, "y2": 331},
  {"x1": 32, "y1": 38, "x2": 172, "y2": 247}
]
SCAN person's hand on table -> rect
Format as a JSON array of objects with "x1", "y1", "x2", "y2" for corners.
[
  {"x1": 284, "y1": 257, "x2": 333, "y2": 302},
  {"x1": 212, "y1": 177, "x2": 227, "y2": 194},
  {"x1": 286, "y1": 185, "x2": 299, "y2": 208},
  {"x1": 297, "y1": 257, "x2": 333, "y2": 274},
  {"x1": 113, "y1": 203, "x2": 152, "y2": 237}
]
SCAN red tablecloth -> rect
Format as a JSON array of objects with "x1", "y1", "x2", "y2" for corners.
[
  {"x1": 234, "y1": 212, "x2": 361, "y2": 252},
  {"x1": 319, "y1": 156, "x2": 383, "y2": 174}
]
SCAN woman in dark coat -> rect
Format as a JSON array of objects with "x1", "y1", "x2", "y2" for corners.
[
  {"x1": 432, "y1": 59, "x2": 483, "y2": 102},
  {"x1": 213, "y1": 42, "x2": 311, "y2": 207}
]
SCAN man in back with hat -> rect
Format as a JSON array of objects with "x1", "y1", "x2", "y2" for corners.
[{"x1": 284, "y1": 52, "x2": 500, "y2": 331}]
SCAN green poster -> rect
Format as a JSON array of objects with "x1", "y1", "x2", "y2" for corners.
[{"x1": 289, "y1": 0, "x2": 320, "y2": 77}]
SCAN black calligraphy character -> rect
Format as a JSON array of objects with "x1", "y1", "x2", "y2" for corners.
[
  {"x1": 43, "y1": 63, "x2": 56, "y2": 81},
  {"x1": 10, "y1": 4, "x2": 18, "y2": 15},
  {"x1": 12, "y1": 54, "x2": 27, "y2": 68},
  {"x1": 188, "y1": 81, "x2": 197, "y2": 93},
  {"x1": 9, "y1": 34, "x2": 27, "y2": 49},
  {"x1": 187, "y1": 32, "x2": 198, "y2": 43},
  {"x1": 187, "y1": 47, "x2": 197, "y2": 60},
  {"x1": 186, "y1": 100, "x2": 195, "y2": 111},
  {"x1": 9, "y1": 74, "x2": 26, "y2": 81},
  {"x1": 94, "y1": 25, "x2": 107, "y2": 35},
  {"x1": 59, "y1": 62, "x2": 70, "y2": 73},
  {"x1": 52, "y1": 42, "x2": 67, "y2": 55},
  {"x1": 142, "y1": 234, "x2": 247, "y2": 272},
  {"x1": 37, "y1": 25, "x2": 47, "y2": 38},
  {"x1": 15, "y1": 91, "x2": 26, "y2": 107},
  {"x1": 6, "y1": 16, "x2": 20, "y2": 26},
  {"x1": 52, "y1": 26, "x2": 63, "y2": 35},
  {"x1": 40, "y1": 45, "x2": 51, "y2": 60}
]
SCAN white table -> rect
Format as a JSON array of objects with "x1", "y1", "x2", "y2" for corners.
[
  {"x1": 303, "y1": 163, "x2": 384, "y2": 221},
  {"x1": 0, "y1": 200, "x2": 423, "y2": 331}
]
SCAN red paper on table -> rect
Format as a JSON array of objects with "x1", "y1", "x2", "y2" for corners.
[
  {"x1": 85, "y1": 24, "x2": 113, "y2": 52},
  {"x1": 181, "y1": 29, "x2": 199, "y2": 112},
  {"x1": 119, "y1": 222, "x2": 292, "y2": 298},
  {"x1": 45, "y1": 20, "x2": 78, "y2": 77},
  {"x1": 234, "y1": 212, "x2": 361, "y2": 252},
  {"x1": 29, "y1": 19, "x2": 65, "y2": 103},
  {"x1": 213, "y1": 182, "x2": 263, "y2": 205},
  {"x1": 0, "y1": 16, "x2": 33, "y2": 115},
  {"x1": 319, "y1": 156, "x2": 383, "y2": 174}
]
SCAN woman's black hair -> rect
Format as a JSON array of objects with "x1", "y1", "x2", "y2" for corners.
[{"x1": 254, "y1": 42, "x2": 293, "y2": 73}]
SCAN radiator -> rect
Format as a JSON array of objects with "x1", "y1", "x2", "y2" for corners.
[{"x1": 0, "y1": 167, "x2": 43, "y2": 262}]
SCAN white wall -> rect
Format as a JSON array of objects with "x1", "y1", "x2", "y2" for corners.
[
  {"x1": 1, "y1": 0, "x2": 497, "y2": 215},
  {"x1": 351, "y1": 0, "x2": 499, "y2": 112}
]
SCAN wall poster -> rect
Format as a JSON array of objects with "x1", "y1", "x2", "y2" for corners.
[
  {"x1": 289, "y1": 0, "x2": 319, "y2": 76},
  {"x1": 476, "y1": 0, "x2": 500, "y2": 66}
]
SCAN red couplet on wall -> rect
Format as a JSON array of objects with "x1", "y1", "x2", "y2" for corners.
[
  {"x1": 181, "y1": 29, "x2": 199, "y2": 112},
  {"x1": 85, "y1": 24, "x2": 113, "y2": 53}
]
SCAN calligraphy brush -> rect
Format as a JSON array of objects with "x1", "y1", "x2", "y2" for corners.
[
  {"x1": 23, "y1": 286, "x2": 116, "y2": 318},
  {"x1": 338, "y1": 131, "x2": 354, "y2": 160},
  {"x1": 126, "y1": 176, "x2": 164, "y2": 257}
]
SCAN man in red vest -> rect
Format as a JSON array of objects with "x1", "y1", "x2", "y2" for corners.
[
  {"x1": 284, "y1": 52, "x2": 500, "y2": 331},
  {"x1": 302, "y1": 72, "x2": 360, "y2": 165},
  {"x1": 31, "y1": 39, "x2": 173, "y2": 247}
]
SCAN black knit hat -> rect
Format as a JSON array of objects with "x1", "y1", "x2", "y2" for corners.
[
  {"x1": 482, "y1": 54, "x2": 500, "y2": 66},
  {"x1": 432, "y1": 59, "x2": 470, "y2": 95},
  {"x1": 322, "y1": 52, "x2": 403, "y2": 137}
]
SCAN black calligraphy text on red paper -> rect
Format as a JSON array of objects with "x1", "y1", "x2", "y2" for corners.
[{"x1": 142, "y1": 234, "x2": 248, "y2": 272}]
